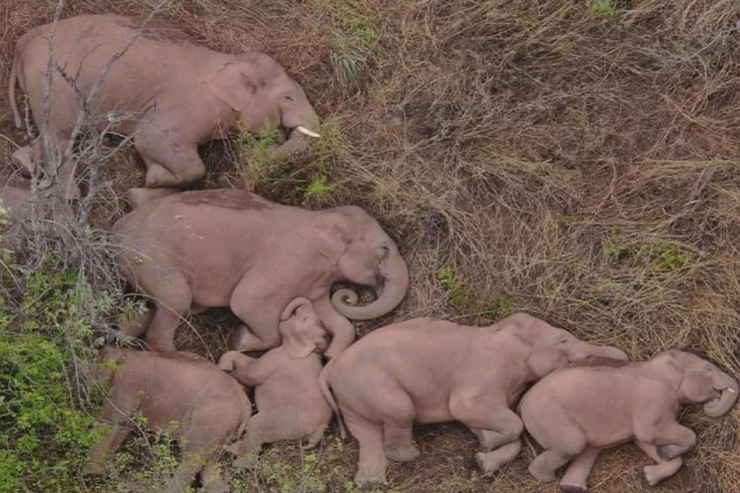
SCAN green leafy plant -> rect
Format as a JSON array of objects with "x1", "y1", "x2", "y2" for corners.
[
  {"x1": 331, "y1": 17, "x2": 377, "y2": 88},
  {"x1": 304, "y1": 175, "x2": 339, "y2": 199},
  {"x1": 591, "y1": 0, "x2": 619, "y2": 17}
]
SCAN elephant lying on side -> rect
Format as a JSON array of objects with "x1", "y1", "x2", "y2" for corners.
[
  {"x1": 319, "y1": 313, "x2": 628, "y2": 483},
  {"x1": 9, "y1": 14, "x2": 321, "y2": 199},
  {"x1": 112, "y1": 189, "x2": 409, "y2": 357},
  {"x1": 85, "y1": 347, "x2": 252, "y2": 493},
  {"x1": 218, "y1": 298, "x2": 333, "y2": 467},
  {"x1": 520, "y1": 350, "x2": 739, "y2": 492}
]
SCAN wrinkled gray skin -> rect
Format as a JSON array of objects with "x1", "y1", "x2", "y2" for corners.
[
  {"x1": 520, "y1": 350, "x2": 739, "y2": 492},
  {"x1": 218, "y1": 298, "x2": 333, "y2": 468},
  {"x1": 9, "y1": 14, "x2": 320, "y2": 199},
  {"x1": 319, "y1": 313, "x2": 628, "y2": 484},
  {"x1": 85, "y1": 347, "x2": 252, "y2": 493},
  {"x1": 113, "y1": 189, "x2": 409, "y2": 358}
]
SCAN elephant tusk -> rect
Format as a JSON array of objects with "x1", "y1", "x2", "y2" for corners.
[
  {"x1": 727, "y1": 388, "x2": 736, "y2": 393},
  {"x1": 296, "y1": 126, "x2": 321, "y2": 138}
]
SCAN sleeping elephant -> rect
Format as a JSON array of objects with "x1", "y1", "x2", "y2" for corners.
[
  {"x1": 318, "y1": 313, "x2": 628, "y2": 484},
  {"x1": 218, "y1": 298, "x2": 334, "y2": 468},
  {"x1": 520, "y1": 350, "x2": 739, "y2": 492},
  {"x1": 85, "y1": 346, "x2": 252, "y2": 493},
  {"x1": 112, "y1": 189, "x2": 409, "y2": 357},
  {"x1": 9, "y1": 14, "x2": 321, "y2": 199}
]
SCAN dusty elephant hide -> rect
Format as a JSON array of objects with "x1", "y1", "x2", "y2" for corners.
[
  {"x1": 319, "y1": 313, "x2": 628, "y2": 484},
  {"x1": 85, "y1": 346, "x2": 251, "y2": 493},
  {"x1": 112, "y1": 189, "x2": 409, "y2": 357},
  {"x1": 8, "y1": 14, "x2": 321, "y2": 199},
  {"x1": 520, "y1": 350, "x2": 739, "y2": 492}
]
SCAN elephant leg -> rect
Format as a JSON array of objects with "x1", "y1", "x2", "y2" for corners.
[
  {"x1": 636, "y1": 419, "x2": 696, "y2": 461},
  {"x1": 474, "y1": 439, "x2": 522, "y2": 476},
  {"x1": 164, "y1": 450, "x2": 208, "y2": 493},
  {"x1": 559, "y1": 447, "x2": 602, "y2": 492},
  {"x1": 450, "y1": 391, "x2": 524, "y2": 475},
  {"x1": 228, "y1": 277, "x2": 285, "y2": 352},
  {"x1": 302, "y1": 423, "x2": 328, "y2": 450},
  {"x1": 11, "y1": 144, "x2": 35, "y2": 174},
  {"x1": 83, "y1": 425, "x2": 131, "y2": 476},
  {"x1": 344, "y1": 412, "x2": 388, "y2": 484},
  {"x1": 449, "y1": 392, "x2": 524, "y2": 452},
  {"x1": 83, "y1": 393, "x2": 139, "y2": 475},
  {"x1": 635, "y1": 440, "x2": 683, "y2": 486},
  {"x1": 201, "y1": 459, "x2": 229, "y2": 493},
  {"x1": 145, "y1": 299, "x2": 190, "y2": 353},
  {"x1": 381, "y1": 392, "x2": 419, "y2": 463},
  {"x1": 232, "y1": 413, "x2": 269, "y2": 469},
  {"x1": 126, "y1": 187, "x2": 180, "y2": 209},
  {"x1": 134, "y1": 130, "x2": 205, "y2": 188}
]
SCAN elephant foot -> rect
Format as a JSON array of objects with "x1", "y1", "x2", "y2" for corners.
[
  {"x1": 354, "y1": 468, "x2": 387, "y2": 485},
  {"x1": 560, "y1": 482, "x2": 588, "y2": 493},
  {"x1": 528, "y1": 463, "x2": 557, "y2": 483},
  {"x1": 127, "y1": 187, "x2": 179, "y2": 209},
  {"x1": 643, "y1": 465, "x2": 664, "y2": 486},
  {"x1": 11, "y1": 146, "x2": 34, "y2": 175},
  {"x1": 657, "y1": 445, "x2": 684, "y2": 461},
  {"x1": 386, "y1": 443, "x2": 420, "y2": 462}
]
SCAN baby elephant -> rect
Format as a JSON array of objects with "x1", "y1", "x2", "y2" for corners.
[
  {"x1": 218, "y1": 298, "x2": 333, "y2": 468},
  {"x1": 520, "y1": 350, "x2": 739, "y2": 492},
  {"x1": 85, "y1": 347, "x2": 252, "y2": 493}
]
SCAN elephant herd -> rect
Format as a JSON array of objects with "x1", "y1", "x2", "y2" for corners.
[{"x1": 4, "y1": 13, "x2": 738, "y2": 493}]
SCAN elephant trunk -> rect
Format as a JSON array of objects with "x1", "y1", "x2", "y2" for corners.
[
  {"x1": 275, "y1": 87, "x2": 321, "y2": 156},
  {"x1": 703, "y1": 374, "x2": 739, "y2": 417},
  {"x1": 331, "y1": 244, "x2": 409, "y2": 320}
]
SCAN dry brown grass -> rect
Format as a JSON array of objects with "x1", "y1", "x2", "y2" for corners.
[{"x1": 2, "y1": 0, "x2": 740, "y2": 492}]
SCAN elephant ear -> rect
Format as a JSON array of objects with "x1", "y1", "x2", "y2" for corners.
[
  {"x1": 298, "y1": 213, "x2": 350, "y2": 266},
  {"x1": 205, "y1": 62, "x2": 256, "y2": 112},
  {"x1": 280, "y1": 298, "x2": 318, "y2": 360}
]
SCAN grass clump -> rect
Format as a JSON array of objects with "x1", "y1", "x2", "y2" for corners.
[
  {"x1": 591, "y1": 0, "x2": 620, "y2": 17},
  {"x1": 0, "y1": 267, "x2": 109, "y2": 493}
]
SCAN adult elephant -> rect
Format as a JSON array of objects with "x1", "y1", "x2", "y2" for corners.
[
  {"x1": 112, "y1": 189, "x2": 409, "y2": 358},
  {"x1": 9, "y1": 14, "x2": 321, "y2": 199}
]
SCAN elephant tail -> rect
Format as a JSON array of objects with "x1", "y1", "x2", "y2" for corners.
[
  {"x1": 318, "y1": 363, "x2": 346, "y2": 440},
  {"x1": 9, "y1": 48, "x2": 22, "y2": 129}
]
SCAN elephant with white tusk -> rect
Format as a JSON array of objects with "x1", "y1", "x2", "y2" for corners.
[
  {"x1": 520, "y1": 350, "x2": 739, "y2": 492},
  {"x1": 8, "y1": 14, "x2": 321, "y2": 199},
  {"x1": 112, "y1": 189, "x2": 409, "y2": 357},
  {"x1": 218, "y1": 298, "x2": 334, "y2": 468},
  {"x1": 318, "y1": 313, "x2": 628, "y2": 484}
]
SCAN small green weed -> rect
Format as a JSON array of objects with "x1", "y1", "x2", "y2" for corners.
[
  {"x1": 304, "y1": 175, "x2": 339, "y2": 200},
  {"x1": 436, "y1": 267, "x2": 471, "y2": 311},
  {"x1": 591, "y1": 0, "x2": 619, "y2": 17},
  {"x1": 603, "y1": 236, "x2": 692, "y2": 272},
  {"x1": 237, "y1": 125, "x2": 284, "y2": 188}
]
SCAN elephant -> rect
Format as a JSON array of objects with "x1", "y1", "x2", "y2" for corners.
[
  {"x1": 218, "y1": 297, "x2": 334, "y2": 467},
  {"x1": 112, "y1": 189, "x2": 409, "y2": 357},
  {"x1": 9, "y1": 14, "x2": 321, "y2": 199},
  {"x1": 84, "y1": 346, "x2": 252, "y2": 493},
  {"x1": 318, "y1": 313, "x2": 628, "y2": 484},
  {"x1": 520, "y1": 350, "x2": 739, "y2": 492}
]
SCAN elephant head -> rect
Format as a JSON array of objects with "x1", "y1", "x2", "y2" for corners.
[
  {"x1": 278, "y1": 298, "x2": 329, "y2": 359},
  {"x1": 658, "y1": 350, "x2": 739, "y2": 417},
  {"x1": 206, "y1": 54, "x2": 321, "y2": 155},
  {"x1": 319, "y1": 206, "x2": 409, "y2": 321},
  {"x1": 502, "y1": 314, "x2": 628, "y2": 379}
]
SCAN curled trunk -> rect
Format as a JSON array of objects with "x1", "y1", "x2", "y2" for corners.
[
  {"x1": 331, "y1": 244, "x2": 409, "y2": 320},
  {"x1": 704, "y1": 374, "x2": 739, "y2": 417}
]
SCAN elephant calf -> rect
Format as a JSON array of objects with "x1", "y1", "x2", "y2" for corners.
[
  {"x1": 320, "y1": 313, "x2": 628, "y2": 484},
  {"x1": 218, "y1": 298, "x2": 333, "y2": 467},
  {"x1": 85, "y1": 347, "x2": 252, "y2": 493},
  {"x1": 520, "y1": 350, "x2": 739, "y2": 492}
]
